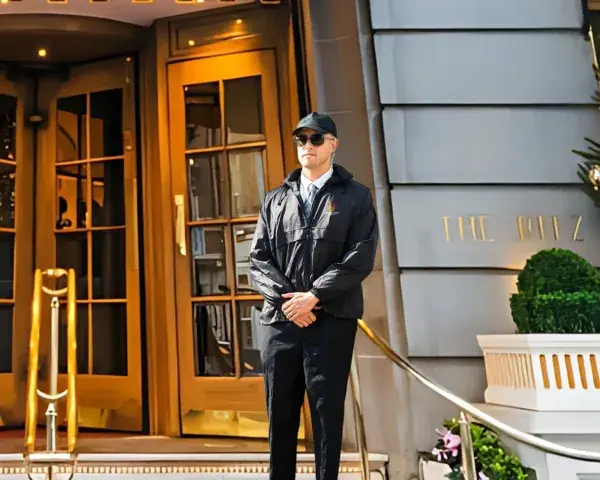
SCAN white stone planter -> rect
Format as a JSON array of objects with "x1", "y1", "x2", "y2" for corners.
[{"x1": 477, "y1": 334, "x2": 600, "y2": 411}]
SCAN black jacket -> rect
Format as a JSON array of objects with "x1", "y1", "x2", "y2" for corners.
[{"x1": 249, "y1": 164, "x2": 379, "y2": 324}]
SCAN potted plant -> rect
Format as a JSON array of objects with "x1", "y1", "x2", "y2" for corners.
[
  {"x1": 477, "y1": 247, "x2": 600, "y2": 411},
  {"x1": 421, "y1": 418, "x2": 530, "y2": 480}
]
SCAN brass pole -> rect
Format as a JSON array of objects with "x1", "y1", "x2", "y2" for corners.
[
  {"x1": 349, "y1": 352, "x2": 370, "y2": 480},
  {"x1": 25, "y1": 269, "x2": 42, "y2": 453},
  {"x1": 24, "y1": 269, "x2": 77, "y2": 480},
  {"x1": 66, "y1": 269, "x2": 77, "y2": 452},
  {"x1": 459, "y1": 412, "x2": 477, "y2": 480}
]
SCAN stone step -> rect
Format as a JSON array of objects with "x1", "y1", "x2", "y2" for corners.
[{"x1": 0, "y1": 452, "x2": 388, "y2": 479}]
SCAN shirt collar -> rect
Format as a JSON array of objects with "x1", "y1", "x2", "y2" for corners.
[{"x1": 300, "y1": 166, "x2": 334, "y2": 191}]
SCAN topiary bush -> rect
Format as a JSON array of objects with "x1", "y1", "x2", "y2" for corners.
[{"x1": 510, "y1": 248, "x2": 600, "y2": 333}]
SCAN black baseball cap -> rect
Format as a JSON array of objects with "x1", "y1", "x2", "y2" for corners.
[{"x1": 292, "y1": 112, "x2": 338, "y2": 138}]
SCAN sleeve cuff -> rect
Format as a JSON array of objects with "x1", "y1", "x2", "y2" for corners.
[{"x1": 309, "y1": 288, "x2": 320, "y2": 302}]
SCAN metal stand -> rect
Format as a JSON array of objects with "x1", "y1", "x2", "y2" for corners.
[
  {"x1": 349, "y1": 352, "x2": 370, "y2": 480},
  {"x1": 459, "y1": 412, "x2": 477, "y2": 480},
  {"x1": 23, "y1": 269, "x2": 78, "y2": 480}
]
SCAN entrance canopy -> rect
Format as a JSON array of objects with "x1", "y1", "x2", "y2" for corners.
[{"x1": 0, "y1": 0, "x2": 254, "y2": 26}]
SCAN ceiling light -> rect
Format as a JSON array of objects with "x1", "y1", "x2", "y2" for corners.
[
  {"x1": 236, "y1": 19, "x2": 242, "y2": 24},
  {"x1": 0, "y1": 1, "x2": 9, "y2": 4},
  {"x1": 188, "y1": 40, "x2": 195, "y2": 46},
  {"x1": 38, "y1": 48, "x2": 47, "y2": 58}
]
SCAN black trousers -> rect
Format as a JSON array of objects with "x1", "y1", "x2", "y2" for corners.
[{"x1": 261, "y1": 312, "x2": 358, "y2": 480}]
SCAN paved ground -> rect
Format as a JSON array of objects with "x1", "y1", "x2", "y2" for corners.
[{"x1": 0, "y1": 428, "x2": 312, "y2": 454}]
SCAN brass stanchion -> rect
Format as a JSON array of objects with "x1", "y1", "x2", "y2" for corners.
[
  {"x1": 459, "y1": 412, "x2": 477, "y2": 480},
  {"x1": 24, "y1": 269, "x2": 78, "y2": 480},
  {"x1": 349, "y1": 352, "x2": 370, "y2": 480}
]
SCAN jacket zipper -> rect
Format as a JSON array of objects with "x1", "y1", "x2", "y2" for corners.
[
  {"x1": 303, "y1": 185, "x2": 330, "y2": 291},
  {"x1": 289, "y1": 180, "x2": 334, "y2": 291}
]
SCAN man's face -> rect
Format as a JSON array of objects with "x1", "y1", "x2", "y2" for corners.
[{"x1": 295, "y1": 128, "x2": 338, "y2": 170}]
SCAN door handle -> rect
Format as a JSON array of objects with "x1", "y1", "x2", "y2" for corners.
[{"x1": 175, "y1": 194, "x2": 187, "y2": 256}]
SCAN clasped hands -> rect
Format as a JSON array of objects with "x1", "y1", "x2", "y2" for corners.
[{"x1": 281, "y1": 291, "x2": 320, "y2": 328}]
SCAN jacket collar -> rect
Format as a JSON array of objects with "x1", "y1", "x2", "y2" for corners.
[{"x1": 284, "y1": 164, "x2": 353, "y2": 190}]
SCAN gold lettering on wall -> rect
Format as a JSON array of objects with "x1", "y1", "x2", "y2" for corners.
[
  {"x1": 442, "y1": 215, "x2": 585, "y2": 242},
  {"x1": 573, "y1": 215, "x2": 584, "y2": 242},
  {"x1": 516, "y1": 215, "x2": 560, "y2": 241},
  {"x1": 442, "y1": 216, "x2": 494, "y2": 242},
  {"x1": 517, "y1": 215, "x2": 540, "y2": 241},
  {"x1": 517, "y1": 215, "x2": 583, "y2": 242}
]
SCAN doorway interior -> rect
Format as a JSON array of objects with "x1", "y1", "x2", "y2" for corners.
[
  {"x1": 0, "y1": 14, "x2": 147, "y2": 440},
  {"x1": 0, "y1": 4, "x2": 314, "y2": 454}
]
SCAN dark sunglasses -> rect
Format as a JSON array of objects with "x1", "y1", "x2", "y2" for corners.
[{"x1": 294, "y1": 133, "x2": 332, "y2": 147}]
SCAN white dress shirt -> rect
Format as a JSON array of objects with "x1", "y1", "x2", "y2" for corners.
[{"x1": 299, "y1": 167, "x2": 333, "y2": 203}]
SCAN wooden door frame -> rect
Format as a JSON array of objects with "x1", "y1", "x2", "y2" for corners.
[
  {"x1": 35, "y1": 57, "x2": 143, "y2": 432},
  {"x1": 138, "y1": 3, "x2": 305, "y2": 438},
  {"x1": 0, "y1": 73, "x2": 36, "y2": 427},
  {"x1": 167, "y1": 50, "x2": 284, "y2": 436}
]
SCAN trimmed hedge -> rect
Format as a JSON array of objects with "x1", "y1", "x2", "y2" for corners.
[{"x1": 511, "y1": 249, "x2": 600, "y2": 334}]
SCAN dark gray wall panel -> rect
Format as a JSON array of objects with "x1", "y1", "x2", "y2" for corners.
[
  {"x1": 375, "y1": 32, "x2": 597, "y2": 105},
  {"x1": 369, "y1": 0, "x2": 582, "y2": 30},
  {"x1": 402, "y1": 271, "x2": 517, "y2": 357},
  {"x1": 391, "y1": 186, "x2": 600, "y2": 268},
  {"x1": 383, "y1": 107, "x2": 599, "y2": 184}
]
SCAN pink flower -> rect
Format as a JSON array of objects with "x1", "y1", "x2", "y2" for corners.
[
  {"x1": 432, "y1": 427, "x2": 462, "y2": 461},
  {"x1": 431, "y1": 447, "x2": 448, "y2": 462},
  {"x1": 443, "y1": 431, "x2": 461, "y2": 456}
]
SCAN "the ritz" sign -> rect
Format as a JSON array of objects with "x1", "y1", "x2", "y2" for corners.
[{"x1": 441, "y1": 215, "x2": 585, "y2": 243}]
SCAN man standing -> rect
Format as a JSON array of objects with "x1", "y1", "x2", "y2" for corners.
[{"x1": 249, "y1": 112, "x2": 379, "y2": 480}]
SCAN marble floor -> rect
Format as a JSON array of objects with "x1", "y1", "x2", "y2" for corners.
[
  {"x1": 0, "y1": 428, "x2": 312, "y2": 454},
  {"x1": 0, "y1": 429, "x2": 388, "y2": 480}
]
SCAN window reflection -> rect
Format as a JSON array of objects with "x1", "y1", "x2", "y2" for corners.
[
  {"x1": 185, "y1": 82, "x2": 221, "y2": 150},
  {"x1": 190, "y1": 226, "x2": 228, "y2": 296},
  {"x1": 0, "y1": 95, "x2": 16, "y2": 162},
  {"x1": 224, "y1": 76, "x2": 264, "y2": 145},
  {"x1": 0, "y1": 232, "x2": 13, "y2": 299},
  {"x1": 59, "y1": 305, "x2": 88, "y2": 374},
  {"x1": 56, "y1": 233, "x2": 88, "y2": 299},
  {"x1": 56, "y1": 164, "x2": 87, "y2": 229},
  {"x1": 90, "y1": 89, "x2": 123, "y2": 159},
  {"x1": 234, "y1": 224, "x2": 257, "y2": 294},
  {"x1": 192, "y1": 302, "x2": 234, "y2": 377},
  {"x1": 57, "y1": 95, "x2": 87, "y2": 162},
  {"x1": 92, "y1": 229, "x2": 125, "y2": 299},
  {"x1": 187, "y1": 154, "x2": 226, "y2": 221},
  {"x1": 90, "y1": 160, "x2": 125, "y2": 227},
  {"x1": 0, "y1": 163, "x2": 15, "y2": 228},
  {"x1": 54, "y1": 85, "x2": 131, "y2": 381},
  {"x1": 0, "y1": 306, "x2": 12, "y2": 373},
  {"x1": 182, "y1": 71, "x2": 270, "y2": 384},
  {"x1": 92, "y1": 304, "x2": 127, "y2": 375},
  {"x1": 238, "y1": 301, "x2": 264, "y2": 376},
  {"x1": 229, "y1": 148, "x2": 265, "y2": 218}
]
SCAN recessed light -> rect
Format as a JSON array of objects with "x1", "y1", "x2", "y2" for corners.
[
  {"x1": 38, "y1": 48, "x2": 47, "y2": 58},
  {"x1": 188, "y1": 40, "x2": 195, "y2": 46}
]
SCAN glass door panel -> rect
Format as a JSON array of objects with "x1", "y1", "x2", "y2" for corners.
[
  {"x1": 37, "y1": 57, "x2": 142, "y2": 432},
  {"x1": 0, "y1": 76, "x2": 34, "y2": 427},
  {"x1": 168, "y1": 50, "x2": 299, "y2": 437}
]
